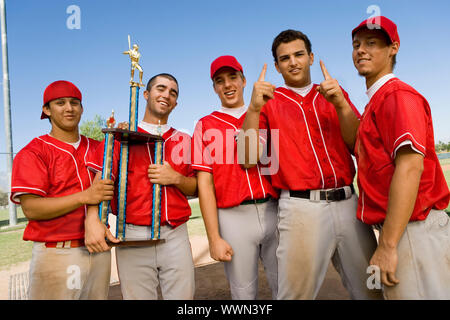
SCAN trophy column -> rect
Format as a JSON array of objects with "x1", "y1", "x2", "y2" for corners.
[
  {"x1": 99, "y1": 36, "x2": 165, "y2": 246},
  {"x1": 151, "y1": 138, "x2": 164, "y2": 239},
  {"x1": 116, "y1": 82, "x2": 140, "y2": 241},
  {"x1": 98, "y1": 112, "x2": 116, "y2": 224}
]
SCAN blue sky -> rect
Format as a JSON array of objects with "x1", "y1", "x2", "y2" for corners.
[{"x1": 1, "y1": 0, "x2": 450, "y2": 172}]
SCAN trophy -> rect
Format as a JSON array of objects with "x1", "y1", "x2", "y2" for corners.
[{"x1": 98, "y1": 36, "x2": 165, "y2": 246}]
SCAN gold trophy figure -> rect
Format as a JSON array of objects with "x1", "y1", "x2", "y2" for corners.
[{"x1": 123, "y1": 35, "x2": 144, "y2": 87}]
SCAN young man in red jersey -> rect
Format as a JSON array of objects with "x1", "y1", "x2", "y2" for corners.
[
  {"x1": 85, "y1": 73, "x2": 197, "y2": 300},
  {"x1": 342, "y1": 16, "x2": 449, "y2": 299},
  {"x1": 240, "y1": 30, "x2": 382, "y2": 299},
  {"x1": 11, "y1": 80, "x2": 115, "y2": 299},
  {"x1": 192, "y1": 56, "x2": 279, "y2": 299}
]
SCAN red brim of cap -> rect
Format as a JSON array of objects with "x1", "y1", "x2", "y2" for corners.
[
  {"x1": 352, "y1": 17, "x2": 399, "y2": 45},
  {"x1": 212, "y1": 65, "x2": 242, "y2": 79}
]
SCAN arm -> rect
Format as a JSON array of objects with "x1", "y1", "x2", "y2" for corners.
[
  {"x1": 197, "y1": 171, "x2": 233, "y2": 262},
  {"x1": 316, "y1": 60, "x2": 359, "y2": 150},
  {"x1": 19, "y1": 172, "x2": 114, "y2": 221},
  {"x1": 239, "y1": 108, "x2": 262, "y2": 169},
  {"x1": 370, "y1": 146, "x2": 424, "y2": 286},
  {"x1": 238, "y1": 64, "x2": 275, "y2": 168},
  {"x1": 148, "y1": 161, "x2": 197, "y2": 196},
  {"x1": 332, "y1": 99, "x2": 360, "y2": 150}
]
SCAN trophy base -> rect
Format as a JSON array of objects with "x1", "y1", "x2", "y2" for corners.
[
  {"x1": 107, "y1": 238, "x2": 165, "y2": 247},
  {"x1": 102, "y1": 128, "x2": 163, "y2": 143}
]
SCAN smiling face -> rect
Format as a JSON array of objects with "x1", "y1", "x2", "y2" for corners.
[
  {"x1": 43, "y1": 97, "x2": 83, "y2": 132},
  {"x1": 212, "y1": 67, "x2": 246, "y2": 109},
  {"x1": 143, "y1": 76, "x2": 178, "y2": 124},
  {"x1": 274, "y1": 39, "x2": 314, "y2": 88},
  {"x1": 352, "y1": 28, "x2": 399, "y2": 88}
]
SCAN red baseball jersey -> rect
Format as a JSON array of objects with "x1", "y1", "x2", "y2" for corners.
[
  {"x1": 259, "y1": 85, "x2": 360, "y2": 191},
  {"x1": 192, "y1": 111, "x2": 279, "y2": 208},
  {"x1": 355, "y1": 78, "x2": 450, "y2": 224},
  {"x1": 87, "y1": 126, "x2": 193, "y2": 228},
  {"x1": 11, "y1": 135, "x2": 99, "y2": 242}
]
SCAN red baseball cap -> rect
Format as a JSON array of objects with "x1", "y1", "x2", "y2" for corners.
[
  {"x1": 41, "y1": 80, "x2": 82, "y2": 119},
  {"x1": 210, "y1": 55, "x2": 244, "y2": 79},
  {"x1": 352, "y1": 16, "x2": 400, "y2": 46}
]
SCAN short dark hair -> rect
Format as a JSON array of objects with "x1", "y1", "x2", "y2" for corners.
[
  {"x1": 380, "y1": 31, "x2": 397, "y2": 70},
  {"x1": 146, "y1": 73, "x2": 179, "y2": 96},
  {"x1": 272, "y1": 29, "x2": 312, "y2": 62},
  {"x1": 43, "y1": 103, "x2": 51, "y2": 123}
]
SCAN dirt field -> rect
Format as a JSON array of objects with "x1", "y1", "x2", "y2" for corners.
[{"x1": 108, "y1": 260, "x2": 351, "y2": 300}]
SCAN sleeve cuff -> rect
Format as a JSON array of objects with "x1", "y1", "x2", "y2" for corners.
[
  {"x1": 192, "y1": 164, "x2": 213, "y2": 173},
  {"x1": 10, "y1": 187, "x2": 47, "y2": 204},
  {"x1": 392, "y1": 138, "x2": 425, "y2": 159}
]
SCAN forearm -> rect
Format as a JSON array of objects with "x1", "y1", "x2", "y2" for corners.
[
  {"x1": 20, "y1": 192, "x2": 86, "y2": 221},
  {"x1": 238, "y1": 109, "x2": 261, "y2": 168},
  {"x1": 85, "y1": 204, "x2": 100, "y2": 222},
  {"x1": 197, "y1": 172, "x2": 221, "y2": 242},
  {"x1": 379, "y1": 151, "x2": 424, "y2": 249},
  {"x1": 334, "y1": 100, "x2": 359, "y2": 150},
  {"x1": 174, "y1": 175, "x2": 197, "y2": 196}
]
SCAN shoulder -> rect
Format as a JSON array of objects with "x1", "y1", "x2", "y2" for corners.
[
  {"x1": 83, "y1": 136, "x2": 102, "y2": 149},
  {"x1": 194, "y1": 113, "x2": 218, "y2": 129},
  {"x1": 166, "y1": 128, "x2": 191, "y2": 141},
  {"x1": 21, "y1": 136, "x2": 49, "y2": 154},
  {"x1": 381, "y1": 80, "x2": 429, "y2": 110},
  {"x1": 381, "y1": 79, "x2": 425, "y2": 101},
  {"x1": 272, "y1": 87, "x2": 291, "y2": 102},
  {"x1": 14, "y1": 136, "x2": 49, "y2": 163}
]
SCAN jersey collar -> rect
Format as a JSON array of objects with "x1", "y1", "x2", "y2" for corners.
[
  {"x1": 138, "y1": 125, "x2": 176, "y2": 141},
  {"x1": 366, "y1": 73, "x2": 396, "y2": 101},
  {"x1": 275, "y1": 84, "x2": 319, "y2": 101},
  {"x1": 41, "y1": 134, "x2": 86, "y2": 153}
]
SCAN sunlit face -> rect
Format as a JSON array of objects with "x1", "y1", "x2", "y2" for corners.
[
  {"x1": 143, "y1": 76, "x2": 178, "y2": 118},
  {"x1": 212, "y1": 67, "x2": 246, "y2": 109},
  {"x1": 43, "y1": 97, "x2": 83, "y2": 132},
  {"x1": 274, "y1": 39, "x2": 314, "y2": 87},
  {"x1": 352, "y1": 28, "x2": 398, "y2": 79}
]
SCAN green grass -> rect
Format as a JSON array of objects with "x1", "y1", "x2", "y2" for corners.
[
  {"x1": 187, "y1": 200, "x2": 206, "y2": 237},
  {"x1": 0, "y1": 207, "x2": 27, "y2": 230},
  {"x1": 0, "y1": 229, "x2": 33, "y2": 269},
  {"x1": 444, "y1": 169, "x2": 450, "y2": 213}
]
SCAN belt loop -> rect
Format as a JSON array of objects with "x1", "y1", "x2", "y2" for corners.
[
  {"x1": 345, "y1": 186, "x2": 351, "y2": 199},
  {"x1": 63, "y1": 240, "x2": 71, "y2": 249},
  {"x1": 56, "y1": 242, "x2": 64, "y2": 249},
  {"x1": 325, "y1": 190, "x2": 332, "y2": 203},
  {"x1": 310, "y1": 190, "x2": 320, "y2": 202}
]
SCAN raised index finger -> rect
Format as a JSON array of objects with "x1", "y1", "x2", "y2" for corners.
[
  {"x1": 258, "y1": 63, "x2": 267, "y2": 82},
  {"x1": 320, "y1": 60, "x2": 331, "y2": 80}
]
